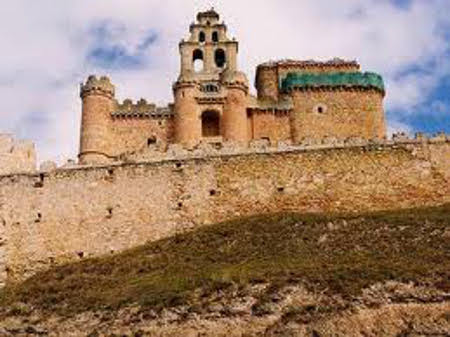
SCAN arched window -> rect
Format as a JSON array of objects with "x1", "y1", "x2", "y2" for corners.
[
  {"x1": 199, "y1": 31, "x2": 206, "y2": 43},
  {"x1": 215, "y1": 49, "x2": 226, "y2": 68},
  {"x1": 201, "y1": 110, "x2": 220, "y2": 137},
  {"x1": 193, "y1": 49, "x2": 204, "y2": 72},
  {"x1": 212, "y1": 31, "x2": 219, "y2": 42}
]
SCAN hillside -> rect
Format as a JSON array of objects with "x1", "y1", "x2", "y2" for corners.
[{"x1": 1, "y1": 204, "x2": 450, "y2": 336}]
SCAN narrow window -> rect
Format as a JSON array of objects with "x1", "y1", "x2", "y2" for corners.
[
  {"x1": 215, "y1": 49, "x2": 226, "y2": 68},
  {"x1": 147, "y1": 136, "x2": 157, "y2": 146},
  {"x1": 199, "y1": 31, "x2": 206, "y2": 43},
  {"x1": 212, "y1": 31, "x2": 219, "y2": 42}
]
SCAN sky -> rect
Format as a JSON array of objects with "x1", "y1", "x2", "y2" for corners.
[{"x1": 0, "y1": 0, "x2": 449, "y2": 163}]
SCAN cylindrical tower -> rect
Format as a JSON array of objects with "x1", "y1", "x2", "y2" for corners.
[
  {"x1": 173, "y1": 82, "x2": 201, "y2": 147},
  {"x1": 221, "y1": 70, "x2": 249, "y2": 143},
  {"x1": 79, "y1": 75, "x2": 115, "y2": 165}
]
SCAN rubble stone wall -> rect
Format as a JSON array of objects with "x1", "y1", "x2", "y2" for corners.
[
  {"x1": 291, "y1": 89, "x2": 385, "y2": 142},
  {"x1": 0, "y1": 134, "x2": 36, "y2": 176},
  {"x1": 0, "y1": 140, "x2": 449, "y2": 286}
]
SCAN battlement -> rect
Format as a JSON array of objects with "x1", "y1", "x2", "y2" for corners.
[
  {"x1": 0, "y1": 134, "x2": 36, "y2": 176},
  {"x1": 80, "y1": 75, "x2": 115, "y2": 99},
  {"x1": 99, "y1": 132, "x2": 450, "y2": 167},
  {"x1": 112, "y1": 99, "x2": 174, "y2": 119},
  {"x1": 257, "y1": 58, "x2": 361, "y2": 72}
]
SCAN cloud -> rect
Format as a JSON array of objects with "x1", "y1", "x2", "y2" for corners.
[
  {"x1": 86, "y1": 20, "x2": 158, "y2": 69},
  {"x1": 0, "y1": 0, "x2": 449, "y2": 163}
]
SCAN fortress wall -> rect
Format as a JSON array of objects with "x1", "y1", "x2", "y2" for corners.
[
  {"x1": 249, "y1": 112, "x2": 291, "y2": 143},
  {"x1": 0, "y1": 135, "x2": 36, "y2": 176},
  {"x1": 0, "y1": 141, "x2": 449, "y2": 285},
  {"x1": 291, "y1": 90, "x2": 385, "y2": 142},
  {"x1": 110, "y1": 118, "x2": 175, "y2": 156}
]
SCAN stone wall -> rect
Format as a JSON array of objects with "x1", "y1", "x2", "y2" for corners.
[
  {"x1": 0, "y1": 134, "x2": 36, "y2": 176},
  {"x1": 111, "y1": 117, "x2": 174, "y2": 156},
  {"x1": 247, "y1": 111, "x2": 291, "y2": 143},
  {"x1": 0, "y1": 139, "x2": 449, "y2": 286},
  {"x1": 291, "y1": 89, "x2": 385, "y2": 142}
]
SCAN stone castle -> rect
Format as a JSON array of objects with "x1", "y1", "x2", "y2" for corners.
[
  {"x1": 0, "y1": 10, "x2": 449, "y2": 287},
  {"x1": 79, "y1": 9, "x2": 385, "y2": 165}
]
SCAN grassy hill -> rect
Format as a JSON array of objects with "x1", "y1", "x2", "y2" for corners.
[{"x1": 1, "y1": 204, "x2": 449, "y2": 317}]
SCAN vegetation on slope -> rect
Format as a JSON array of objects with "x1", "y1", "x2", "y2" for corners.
[{"x1": 1, "y1": 204, "x2": 449, "y2": 316}]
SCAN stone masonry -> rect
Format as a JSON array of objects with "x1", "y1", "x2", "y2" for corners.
[
  {"x1": 0, "y1": 136, "x2": 449, "y2": 286},
  {"x1": 0, "y1": 134, "x2": 36, "y2": 176},
  {"x1": 0, "y1": 9, "x2": 448, "y2": 287},
  {"x1": 78, "y1": 9, "x2": 386, "y2": 165}
]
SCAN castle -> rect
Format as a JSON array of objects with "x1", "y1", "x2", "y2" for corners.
[
  {"x1": 79, "y1": 9, "x2": 386, "y2": 165},
  {"x1": 0, "y1": 10, "x2": 449, "y2": 287}
]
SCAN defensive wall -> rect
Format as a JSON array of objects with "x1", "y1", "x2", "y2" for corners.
[
  {"x1": 0, "y1": 135, "x2": 449, "y2": 286},
  {"x1": 0, "y1": 134, "x2": 36, "y2": 176}
]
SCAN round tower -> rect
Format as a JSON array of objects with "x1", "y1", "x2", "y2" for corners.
[
  {"x1": 79, "y1": 75, "x2": 115, "y2": 164},
  {"x1": 221, "y1": 70, "x2": 250, "y2": 143},
  {"x1": 173, "y1": 82, "x2": 201, "y2": 147}
]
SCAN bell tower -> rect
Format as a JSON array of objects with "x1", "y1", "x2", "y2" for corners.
[{"x1": 173, "y1": 9, "x2": 249, "y2": 147}]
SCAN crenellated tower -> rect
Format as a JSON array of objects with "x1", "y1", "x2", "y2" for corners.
[
  {"x1": 79, "y1": 76, "x2": 116, "y2": 164},
  {"x1": 173, "y1": 8, "x2": 249, "y2": 147}
]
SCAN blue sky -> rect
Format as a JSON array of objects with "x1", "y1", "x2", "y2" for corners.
[{"x1": 0, "y1": 0, "x2": 449, "y2": 162}]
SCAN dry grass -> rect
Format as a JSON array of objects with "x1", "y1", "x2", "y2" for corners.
[{"x1": 1, "y1": 204, "x2": 449, "y2": 316}]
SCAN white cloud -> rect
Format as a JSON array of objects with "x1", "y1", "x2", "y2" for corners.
[{"x1": 0, "y1": 0, "x2": 449, "y2": 163}]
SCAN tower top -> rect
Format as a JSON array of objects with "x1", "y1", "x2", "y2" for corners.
[{"x1": 196, "y1": 8, "x2": 220, "y2": 23}]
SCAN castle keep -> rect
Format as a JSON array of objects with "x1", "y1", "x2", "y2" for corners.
[
  {"x1": 0, "y1": 10, "x2": 448, "y2": 287},
  {"x1": 79, "y1": 9, "x2": 386, "y2": 164}
]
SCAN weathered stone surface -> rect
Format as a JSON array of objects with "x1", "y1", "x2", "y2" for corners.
[
  {"x1": 0, "y1": 134, "x2": 36, "y2": 176},
  {"x1": 0, "y1": 140, "x2": 449, "y2": 285}
]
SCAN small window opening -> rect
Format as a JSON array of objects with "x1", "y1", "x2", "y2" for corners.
[
  {"x1": 175, "y1": 162, "x2": 182, "y2": 169},
  {"x1": 215, "y1": 49, "x2": 226, "y2": 68},
  {"x1": 209, "y1": 189, "x2": 217, "y2": 196},
  {"x1": 277, "y1": 187, "x2": 285, "y2": 193},
  {"x1": 107, "y1": 207, "x2": 113, "y2": 218},
  {"x1": 147, "y1": 136, "x2": 157, "y2": 146},
  {"x1": 108, "y1": 168, "x2": 114, "y2": 176},
  {"x1": 77, "y1": 252, "x2": 84, "y2": 259},
  {"x1": 202, "y1": 110, "x2": 220, "y2": 137},
  {"x1": 193, "y1": 49, "x2": 204, "y2": 72},
  {"x1": 35, "y1": 213, "x2": 42, "y2": 223},
  {"x1": 34, "y1": 173, "x2": 45, "y2": 188},
  {"x1": 212, "y1": 31, "x2": 219, "y2": 42},
  {"x1": 199, "y1": 31, "x2": 206, "y2": 43},
  {"x1": 178, "y1": 202, "x2": 183, "y2": 208},
  {"x1": 318, "y1": 107, "x2": 324, "y2": 113}
]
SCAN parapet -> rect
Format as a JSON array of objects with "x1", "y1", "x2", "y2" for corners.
[
  {"x1": 111, "y1": 99, "x2": 174, "y2": 119},
  {"x1": 0, "y1": 134, "x2": 36, "y2": 176},
  {"x1": 80, "y1": 75, "x2": 115, "y2": 99},
  {"x1": 118, "y1": 132, "x2": 450, "y2": 165},
  {"x1": 257, "y1": 58, "x2": 360, "y2": 74}
]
